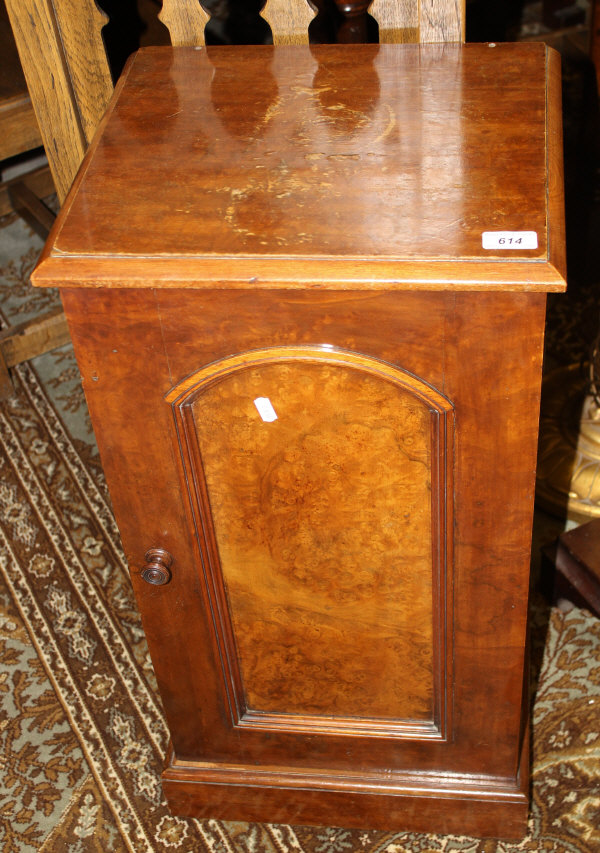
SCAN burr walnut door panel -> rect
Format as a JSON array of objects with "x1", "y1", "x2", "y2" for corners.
[{"x1": 166, "y1": 346, "x2": 454, "y2": 740}]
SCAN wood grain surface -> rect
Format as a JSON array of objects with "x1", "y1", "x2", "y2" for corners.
[
  {"x1": 370, "y1": 0, "x2": 463, "y2": 43},
  {"x1": 0, "y1": 1, "x2": 42, "y2": 161},
  {"x1": 159, "y1": 0, "x2": 209, "y2": 46},
  {"x1": 57, "y1": 284, "x2": 545, "y2": 835},
  {"x1": 5, "y1": 0, "x2": 112, "y2": 202},
  {"x1": 34, "y1": 43, "x2": 565, "y2": 292},
  {"x1": 38, "y1": 39, "x2": 565, "y2": 836},
  {"x1": 263, "y1": 0, "x2": 314, "y2": 44},
  {"x1": 168, "y1": 348, "x2": 453, "y2": 730}
]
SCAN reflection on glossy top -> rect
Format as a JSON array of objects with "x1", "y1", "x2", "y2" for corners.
[{"x1": 44, "y1": 43, "x2": 566, "y2": 291}]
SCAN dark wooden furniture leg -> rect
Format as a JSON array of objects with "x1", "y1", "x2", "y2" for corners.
[{"x1": 544, "y1": 518, "x2": 600, "y2": 617}]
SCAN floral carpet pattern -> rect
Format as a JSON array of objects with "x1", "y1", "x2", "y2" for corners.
[{"x1": 1, "y1": 217, "x2": 600, "y2": 852}]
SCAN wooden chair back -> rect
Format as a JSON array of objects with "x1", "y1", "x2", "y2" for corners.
[
  {"x1": 0, "y1": 0, "x2": 42, "y2": 165},
  {"x1": 5, "y1": 0, "x2": 465, "y2": 204}
]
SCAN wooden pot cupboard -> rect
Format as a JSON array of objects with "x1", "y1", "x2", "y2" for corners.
[{"x1": 33, "y1": 43, "x2": 566, "y2": 838}]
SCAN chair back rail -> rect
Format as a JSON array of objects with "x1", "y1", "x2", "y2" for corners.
[
  {"x1": 159, "y1": 0, "x2": 209, "y2": 46},
  {"x1": 262, "y1": 0, "x2": 315, "y2": 45},
  {"x1": 371, "y1": 0, "x2": 463, "y2": 43},
  {"x1": 5, "y1": 0, "x2": 112, "y2": 202}
]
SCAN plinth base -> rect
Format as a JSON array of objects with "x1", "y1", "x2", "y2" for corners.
[{"x1": 161, "y1": 736, "x2": 530, "y2": 839}]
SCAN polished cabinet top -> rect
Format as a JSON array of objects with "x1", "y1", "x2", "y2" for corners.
[{"x1": 35, "y1": 43, "x2": 566, "y2": 291}]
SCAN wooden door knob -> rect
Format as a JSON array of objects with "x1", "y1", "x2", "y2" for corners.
[{"x1": 141, "y1": 548, "x2": 173, "y2": 585}]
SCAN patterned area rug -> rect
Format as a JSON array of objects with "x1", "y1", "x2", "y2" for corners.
[{"x1": 1, "y1": 217, "x2": 600, "y2": 852}]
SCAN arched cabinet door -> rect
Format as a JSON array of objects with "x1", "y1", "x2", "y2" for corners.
[{"x1": 167, "y1": 345, "x2": 454, "y2": 740}]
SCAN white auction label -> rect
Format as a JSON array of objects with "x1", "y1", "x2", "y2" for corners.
[
  {"x1": 482, "y1": 231, "x2": 538, "y2": 250},
  {"x1": 254, "y1": 397, "x2": 278, "y2": 422}
]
